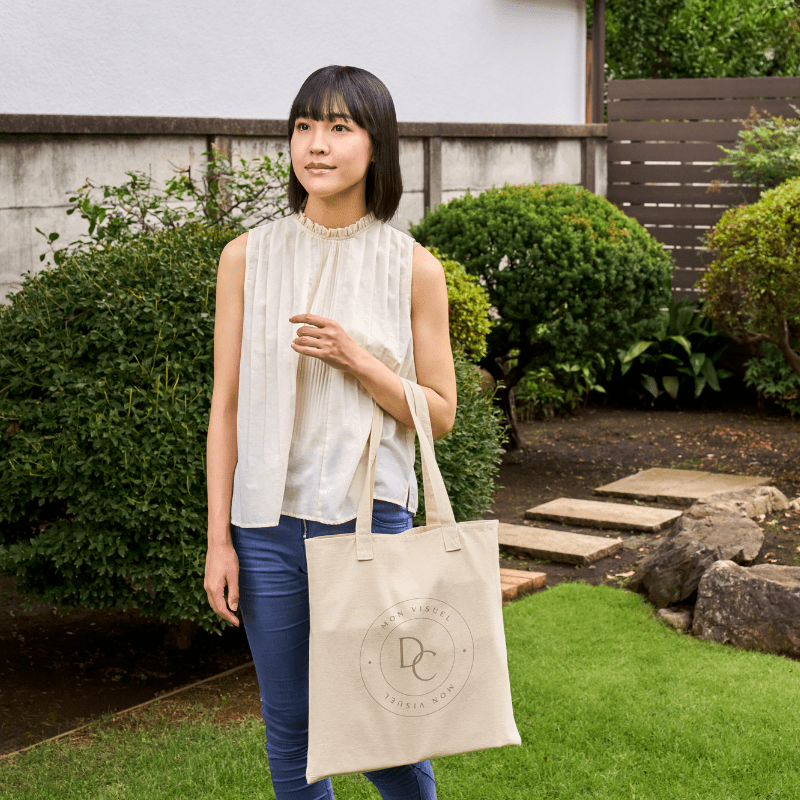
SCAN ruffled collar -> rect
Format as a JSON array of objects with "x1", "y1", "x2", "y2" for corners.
[{"x1": 294, "y1": 208, "x2": 377, "y2": 239}]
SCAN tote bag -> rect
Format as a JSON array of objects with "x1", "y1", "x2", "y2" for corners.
[{"x1": 304, "y1": 377, "x2": 521, "y2": 784}]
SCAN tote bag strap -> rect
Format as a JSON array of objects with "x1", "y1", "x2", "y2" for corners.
[{"x1": 355, "y1": 378, "x2": 461, "y2": 561}]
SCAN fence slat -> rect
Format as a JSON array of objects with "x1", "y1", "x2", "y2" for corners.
[
  {"x1": 608, "y1": 163, "x2": 732, "y2": 183},
  {"x1": 607, "y1": 142, "x2": 732, "y2": 162},
  {"x1": 607, "y1": 97, "x2": 800, "y2": 122},
  {"x1": 608, "y1": 121, "x2": 745, "y2": 142},
  {"x1": 607, "y1": 76, "x2": 800, "y2": 101},
  {"x1": 646, "y1": 227, "x2": 713, "y2": 248},
  {"x1": 622, "y1": 206, "x2": 728, "y2": 225},
  {"x1": 608, "y1": 184, "x2": 757, "y2": 204}
]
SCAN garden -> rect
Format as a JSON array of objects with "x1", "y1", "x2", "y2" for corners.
[{"x1": 2, "y1": 104, "x2": 800, "y2": 798}]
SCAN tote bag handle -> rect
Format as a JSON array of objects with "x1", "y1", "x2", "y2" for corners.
[{"x1": 355, "y1": 378, "x2": 461, "y2": 561}]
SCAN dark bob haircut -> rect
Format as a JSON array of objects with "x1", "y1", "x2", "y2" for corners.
[{"x1": 287, "y1": 65, "x2": 403, "y2": 223}]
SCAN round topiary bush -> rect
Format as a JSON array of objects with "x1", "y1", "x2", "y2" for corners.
[
  {"x1": 699, "y1": 176, "x2": 800, "y2": 380},
  {"x1": 409, "y1": 183, "x2": 675, "y2": 443},
  {"x1": 411, "y1": 183, "x2": 673, "y2": 369},
  {"x1": 0, "y1": 222, "x2": 503, "y2": 632}
]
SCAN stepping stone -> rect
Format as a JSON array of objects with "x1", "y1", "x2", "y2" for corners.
[
  {"x1": 524, "y1": 498, "x2": 681, "y2": 533},
  {"x1": 498, "y1": 522, "x2": 623, "y2": 566},
  {"x1": 499, "y1": 565, "x2": 546, "y2": 601},
  {"x1": 594, "y1": 468, "x2": 772, "y2": 507}
]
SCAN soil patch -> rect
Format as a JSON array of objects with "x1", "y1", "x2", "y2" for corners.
[{"x1": 3, "y1": 404, "x2": 800, "y2": 756}]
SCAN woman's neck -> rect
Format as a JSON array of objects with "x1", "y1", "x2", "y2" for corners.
[{"x1": 302, "y1": 195, "x2": 369, "y2": 230}]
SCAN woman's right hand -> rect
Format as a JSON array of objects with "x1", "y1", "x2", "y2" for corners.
[{"x1": 204, "y1": 540, "x2": 240, "y2": 627}]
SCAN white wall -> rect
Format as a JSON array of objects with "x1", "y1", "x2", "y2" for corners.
[{"x1": 0, "y1": 0, "x2": 586, "y2": 125}]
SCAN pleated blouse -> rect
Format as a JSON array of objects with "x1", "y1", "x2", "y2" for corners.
[{"x1": 229, "y1": 208, "x2": 419, "y2": 528}]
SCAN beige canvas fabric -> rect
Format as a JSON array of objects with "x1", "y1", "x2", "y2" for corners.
[{"x1": 304, "y1": 378, "x2": 521, "y2": 784}]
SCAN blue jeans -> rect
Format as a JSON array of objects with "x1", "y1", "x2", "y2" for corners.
[{"x1": 230, "y1": 499, "x2": 437, "y2": 800}]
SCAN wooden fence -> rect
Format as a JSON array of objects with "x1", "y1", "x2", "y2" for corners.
[{"x1": 607, "y1": 76, "x2": 800, "y2": 299}]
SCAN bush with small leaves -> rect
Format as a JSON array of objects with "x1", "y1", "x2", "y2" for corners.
[
  {"x1": 409, "y1": 183, "x2": 674, "y2": 442},
  {"x1": 699, "y1": 176, "x2": 800, "y2": 381},
  {"x1": 426, "y1": 245, "x2": 492, "y2": 360}
]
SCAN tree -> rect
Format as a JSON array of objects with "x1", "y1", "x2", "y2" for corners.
[{"x1": 597, "y1": 0, "x2": 800, "y2": 81}]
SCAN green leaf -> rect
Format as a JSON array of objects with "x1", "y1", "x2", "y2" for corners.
[
  {"x1": 662, "y1": 375, "x2": 680, "y2": 399},
  {"x1": 689, "y1": 352, "x2": 706, "y2": 376},
  {"x1": 667, "y1": 335, "x2": 692, "y2": 356},
  {"x1": 640, "y1": 374, "x2": 661, "y2": 399},
  {"x1": 623, "y1": 341, "x2": 653, "y2": 363},
  {"x1": 694, "y1": 374, "x2": 708, "y2": 399},
  {"x1": 701, "y1": 357, "x2": 721, "y2": 391}
]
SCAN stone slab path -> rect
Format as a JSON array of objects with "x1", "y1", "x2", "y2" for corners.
[
  {"x1": 498, "y1": 522, "x2": 623, "y2": 566},
  {"x1": 594, "y1": 467, "x2": 772, "y2": 506},
  {"x1": 499, "y1": 566, "x2": 546, "y2": 601},
  {"x1": 524, "y1": 497, "x2": 681, "y2": 533}
]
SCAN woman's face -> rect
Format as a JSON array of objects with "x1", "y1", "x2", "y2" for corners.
[{"x1": 290, "y1": 103, "x2": 373, "y2": 208}]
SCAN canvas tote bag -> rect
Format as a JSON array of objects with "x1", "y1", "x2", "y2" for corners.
[{"x1": 304, "y1": 377, "x2": 521, "y2": 784}]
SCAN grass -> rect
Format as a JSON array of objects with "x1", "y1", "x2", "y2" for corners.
[{"x1": 2, "y1": 582, "x2": 799, "y2": 799}]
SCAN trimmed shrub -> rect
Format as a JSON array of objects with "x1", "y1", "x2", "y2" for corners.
[
  {"x1": 429, "y1": 245, "x2": 493, "y2": 360},
  {"x1": 0, "y1": 223, "x2": 234, "y2": 629},
  {"x1": 698, "y1": 176, "x2": 800, "y2": 380},
  {"x1": 412, "y1": 348, "x2": 506, "y2": 527},
  {"x1": 409, "y1": 183, "x2": 674, "y2": 440},
  {"x1": 0, "y1": 223, "x2": 502, "y2": 632}
]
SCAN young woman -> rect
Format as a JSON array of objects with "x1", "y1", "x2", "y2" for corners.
[{"x1": 204, "y1": 65, "x2": 456, "y2": 800}]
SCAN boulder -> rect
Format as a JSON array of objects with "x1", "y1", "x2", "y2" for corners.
[
  {"x1": 656, "y1": 608, "x2": 693, "y2": 632},
  {"x1": 628, "y1": 511, "x2": 763, "y2": 608},
  {"x1": 687, "y1": 486, "x2": 788, "y2": 520},
  {"x1": 693, "y1": 561, "x2": 800, "y2": 658}
]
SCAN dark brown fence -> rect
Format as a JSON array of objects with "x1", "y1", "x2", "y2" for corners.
[{"x1": 607, "y1": 76, "x2": 800, "y2": 299}]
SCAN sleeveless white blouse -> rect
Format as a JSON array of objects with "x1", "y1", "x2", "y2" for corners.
[{"x1": 229, "y1": 209, "x2": 419, "y2": 528}]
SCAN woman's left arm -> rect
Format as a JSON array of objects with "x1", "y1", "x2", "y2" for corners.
[{"x1": 289, "y1": 245, "x2": 457, "y2": 439}]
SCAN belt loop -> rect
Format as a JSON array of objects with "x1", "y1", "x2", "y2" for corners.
[{"x1": 302, "y1": 519, "x2": 307, "y2": 539}]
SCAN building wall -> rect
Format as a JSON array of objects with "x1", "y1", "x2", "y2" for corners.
[{"x1": 0, "y1": 0, "x2": 587, "y2": 125}]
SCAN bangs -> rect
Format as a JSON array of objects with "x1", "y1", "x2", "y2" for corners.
[{"x1": 290, "y1": 79, "x2": 372, "y2": 131}]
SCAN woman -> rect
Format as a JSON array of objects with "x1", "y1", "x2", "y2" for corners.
[{"x1": 204, "y1": 65, "x2": 456, "y2": 799}]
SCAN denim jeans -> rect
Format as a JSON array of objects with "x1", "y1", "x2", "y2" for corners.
[{"x1": 230, "y1": 499, "x2": 437, "y2": 800}]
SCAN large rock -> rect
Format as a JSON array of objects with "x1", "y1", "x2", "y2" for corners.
[
  {"x1": 628, "y1": 511, "x2": 763, "y2": 608},
  {"x1": 693, "y1": 561, "x2": 800, "y2": 658},
  {"x1": 686, "y1": 486, "x2": 788, "y2": 520}
]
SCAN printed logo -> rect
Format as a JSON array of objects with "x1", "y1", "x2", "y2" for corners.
[{"x1": 360, "y1": 598, "x2": 474, "y2": 717}]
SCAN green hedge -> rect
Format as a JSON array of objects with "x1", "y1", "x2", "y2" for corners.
[{"x1": 0, "y1": 223, "x2": 503, "y2": 631}]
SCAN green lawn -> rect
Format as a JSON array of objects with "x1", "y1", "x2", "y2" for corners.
[{"x1": 2, "y1": 582, "x2": 798, "y2": 799}]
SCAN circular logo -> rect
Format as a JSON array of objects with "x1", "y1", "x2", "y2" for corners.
[{"x1": 360, "y1": 598, "x2": 473, "y2": 717}]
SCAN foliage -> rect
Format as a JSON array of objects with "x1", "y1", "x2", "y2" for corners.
[
  {"x1": 514, "y1": 354, "x2": 607, "y2": 420},
  {"x1": 598, "y1": 0, "x2": 800, "y2": 81},
  {"x1": 0, "y1": 223, "x2": 236, "y2": 630},
  {"x1": 714, "y1": 104, "x2": 800, "y2": 197},
  {"x1": 423, "y1": 245, "x2": 493, "y2": 361},
  {"x1": 615, "y1": 299, "x2": 733, "y2": 403},
  {"x1": 698, "y1": 176, "x2": 800, "y2": 381},
  {"x1": 35, "y1": 148, "x2": 290, "y2": 267},
  {"x1": 412, "y1": 348, "x2": 506, "y2": 527},
  {"x1": 408, "y1": 183, "x2": 673, "y2": 396},
  {"x1": 0, "y1": 225, "x2": 504, "y2": 629},
  {"x1": 744, "y1": 341, "x2": 800, "y2": 416}
]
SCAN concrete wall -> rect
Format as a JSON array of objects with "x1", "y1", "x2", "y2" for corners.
[
  {"x1": 0, "y1": 0, "x2": 587, "y2": 125},
  {"x1": 0, "y1": 128, "x2": 607, "y2": 302}
]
